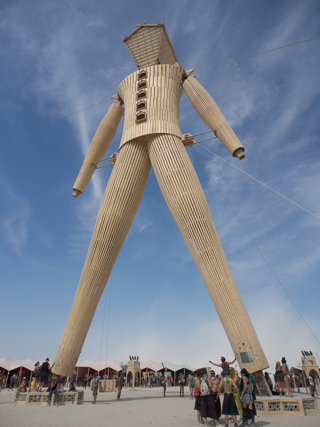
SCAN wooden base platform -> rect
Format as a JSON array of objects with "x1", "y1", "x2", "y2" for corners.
[
  {"x1": 16, "y1": 390, "x2": 84, "y2": 405},
  {"x1": 255, "y1": 396, "x2": 319, "y2": 416}
]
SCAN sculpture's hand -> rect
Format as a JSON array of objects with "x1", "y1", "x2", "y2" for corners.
[{"x1": 72, "y1": 189, "x2": 81, "y2": 198}]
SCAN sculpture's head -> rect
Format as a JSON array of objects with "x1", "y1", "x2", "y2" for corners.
[{"x1": 121, "y1": 19, "x2": 180, "y2": 69}]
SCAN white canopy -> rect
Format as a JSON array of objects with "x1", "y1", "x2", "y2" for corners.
[
  {"x1": 162, "y1": 360, "x2": 195, "y2": 372},
  {"x1": 140, "y1": 360, "x2": 163, "y2": 372},
  {"x1": 0, "y1": 357, "x2": 37, "y2": 372},
  {"x1": 76, "y1": 359, "x2": 121, "y2": 372}
]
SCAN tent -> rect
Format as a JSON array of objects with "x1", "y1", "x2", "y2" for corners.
[
  {"x1": 75, "y1": 359, "x2": 122, "y2": 382},
  {"x1": 160, "y1": 361, "x2": 196, "y2": 385},
  {"x1": 0, "y1": 357, "x2": 196, "y2": 386},
  {"x1": 140, "y1": 360, "x2": 163, "y2": 372},
  {"x1": 0, "y1": 357, "x2": 39, "y2": 387},
  {"x1": 0, "y1": 357, "x2": 12, "y2": 371},
  {"x1": 0, "y1": 357, "x2": 37, "y2": 374}
]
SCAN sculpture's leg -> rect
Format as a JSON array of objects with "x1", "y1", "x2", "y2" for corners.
[
  {"x1": 148, "y1": 134, "x2": 269, "y2": 374},
  {"x1": 53, "y1": 141, "x2": 151, "y2": 376}
]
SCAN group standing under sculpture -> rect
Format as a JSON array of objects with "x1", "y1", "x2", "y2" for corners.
[{"x1": 52, "y1": 20, "x2": 270, "y2": 386}]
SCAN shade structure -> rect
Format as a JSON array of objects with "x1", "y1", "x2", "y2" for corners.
[
  {"x1": 140, "y1": 360, "x2": 163, "y2": 372},
  {"x1": 161, "y1": 360, "x2": 196, "y2": 373},
  {"x1": 0, "y1": 357, "x2": 37, "y2": 372},
  {"x1": 0, "y1": 357, "x2": 12, "y2": 371},
  {"x1": 75, "y1": 359, "x2": 122, "y2": 373}
]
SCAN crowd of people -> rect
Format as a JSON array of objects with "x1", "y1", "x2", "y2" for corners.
[
  {"x1": 1, "y1": 358, "x2": 90, "y2": 406},
  {"x1": 188, "y1": 355, "x2": 319, "y2": 427},
  {"x1": 189, "y1": 357, "x2": 254, "y2": 427},
  {"x1": 2, "y1": 353, "x2": 319, "y2": 416}
]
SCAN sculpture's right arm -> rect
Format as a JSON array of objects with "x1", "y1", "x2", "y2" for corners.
[
  {"x1": 183, "y1": 75, "x2": 245, "y2": 160},
  {"x1": 72, "y1": 100, "x2": 124, "y2": 197}
]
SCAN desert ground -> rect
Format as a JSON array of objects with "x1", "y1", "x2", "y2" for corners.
[{"x1": 1, "y1": 386, "x2": 319, "y2": 427}]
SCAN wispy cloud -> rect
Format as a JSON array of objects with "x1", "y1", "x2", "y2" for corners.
[{"x1": 0, "y1": 179, "x2": 31, "y2": 255}]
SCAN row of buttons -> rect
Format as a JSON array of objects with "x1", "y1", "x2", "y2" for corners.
[{"x1": 135, "y1": 70, "x2": 148, "y2": 123}]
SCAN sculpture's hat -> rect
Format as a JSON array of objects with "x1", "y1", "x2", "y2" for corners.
[{"x1": 121, "y1": 19, "x2": 179, "y2": 69}]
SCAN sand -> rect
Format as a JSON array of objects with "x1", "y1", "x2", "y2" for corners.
[{"x1": 1, "y1": 386, "x2": 319, "y2": 427}]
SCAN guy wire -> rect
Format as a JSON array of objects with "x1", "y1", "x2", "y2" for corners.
[{"x1": 191, "y1": 145, "x2": 320, "y2": 346}]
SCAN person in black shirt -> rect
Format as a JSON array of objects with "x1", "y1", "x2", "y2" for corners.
[{"x1": 39, "y1": 358, "x2": 51, "y2": 391}]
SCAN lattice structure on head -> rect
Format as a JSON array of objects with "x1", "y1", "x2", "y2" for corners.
[{"x1": 121, "y1": 18, "x2": 179, "y2": 69}]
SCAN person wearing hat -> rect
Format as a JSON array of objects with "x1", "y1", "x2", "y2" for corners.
[{"x1": 14, "y1": 377, "x2": 28, "y2": 404}]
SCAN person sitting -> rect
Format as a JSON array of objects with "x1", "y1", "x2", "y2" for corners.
[
  {"x1": 69, "y1": 377, "x2": 77, "y2": 391},
  {"x1": 14, "y1": 377, "x2": 28, "y2": 404},
  {"x1": 264, "y1": 372, "x2": 273, "y2": 392},
  {"x1": 47, "y1": 377, "x2": 60, "y2": 406}
]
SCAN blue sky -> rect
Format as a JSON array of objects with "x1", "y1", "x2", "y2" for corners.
[{"x1": 1, "y1": 0, "x2": 319, "y2": 373}]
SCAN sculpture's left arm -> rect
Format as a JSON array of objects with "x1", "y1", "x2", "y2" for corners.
[
  {"x1": 182, "y1": 75, "x2": 245, "y2": 160},
  {"x1": 72, "y1": 99, "x2": 124, "y2": 197}
]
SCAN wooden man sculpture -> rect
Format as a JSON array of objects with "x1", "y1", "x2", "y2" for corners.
[{"x1": 52, "y1": 21, "x2": 269, "y2": 382}]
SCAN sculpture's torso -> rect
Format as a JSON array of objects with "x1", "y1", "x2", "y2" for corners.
[{"x1": 117, "y1": 64, "x2": 184, "y2": 148}]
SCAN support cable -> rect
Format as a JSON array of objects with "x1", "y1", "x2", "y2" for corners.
[
  {"x1": 195, "y1": 144, "x2": 320, "y2": 221},
  {"x1": 99, "y1": 281, "x2": 109, "y2": 372},
  {"x1": 0, "y1": 163, "x2": 113, "y2": 223},
  {"x1": 0, "y1": 176, "x2": 76, "y2": 223},
  {"x1": 195, "y1": 35, "x2": 320, "y2": 71},
  {"x1": 241, "y1": 162, "x2": 320, "y2": 283},
  {"x1": 197, "y1": 136, "x2": 218, "y2": 144},
  {"x1": 105, "y1": 274, "x2": 113, "y2": 362},
  {"x1": 191, "y1": 146, "x2": 320, "y2": 346},
  {"x1": 193, "y1": 130, "x2": 215, "y2": 137},
  {"x1": 0, "y1": 98, "x2": 113, "y2": 145}
]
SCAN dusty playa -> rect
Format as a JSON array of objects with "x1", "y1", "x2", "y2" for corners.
[{"x1": 1, "y1": 387, "x2": 320, "y2": 427}]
